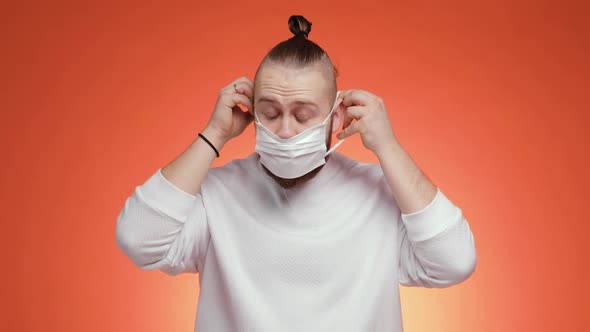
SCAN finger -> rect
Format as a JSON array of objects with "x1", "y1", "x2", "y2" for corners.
[
  {"x1": 226, "y1": 93, "x2": 253, "y2": 113},
  {"x1": 221, "y1": 82, "x2": 241, "y2": 95},
  {"x1": 345, "y1": 106, "x2": 364, "y2": 120},
  {"x1": 223, "y1": 80, "x2": 254, "y2": 109},
  {"x1": 236, "y1": 94, "x2": 253, "y2": 113},
  {"x1": 235, "y1": 106, "x2": 254, "y2": 126},
  {"x1": 239, "y1": 83, "x2": 254, "y2": 101},
  {"x1": 340, "y1": 89, "x2": 374, "y2": 108},
  {"x1": 341, "y1": 106, "x2": 364, "y2": 132},
  {"x1": 222, "y1": 77, "x2": 253, "y2": 95},
  {"x1": 342, "y1": 115, "x2": 353, "y2": 132},
  {"x1": 337, "y1": 121, "x2": 362, "y2": 139},
  {"x1": 234, "y1": 76, "x2": 253, "y2": 86},
  {"x1": 233, "y1": 77, "x2": 254, "y2": 100},
  {"x1": 230, "y1": 107, "x2": 254, "y2": 138}
]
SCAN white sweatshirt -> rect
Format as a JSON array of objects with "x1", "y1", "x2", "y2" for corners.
[{"x1": 115, "y1": 152, "x2": 476, "y2": 332}]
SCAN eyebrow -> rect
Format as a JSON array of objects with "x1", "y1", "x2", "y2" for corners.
[{"x1": 256, "y1": 97, "x2": 319, "y2": 109}]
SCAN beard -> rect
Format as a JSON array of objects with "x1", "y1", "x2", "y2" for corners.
[{"x1": 260, "y1": 118, "x2": 334, "y2": 189}]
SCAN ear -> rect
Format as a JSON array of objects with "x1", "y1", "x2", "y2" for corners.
[{"x1": 331, "y1": 101, "x2": 345, "y2": 134}]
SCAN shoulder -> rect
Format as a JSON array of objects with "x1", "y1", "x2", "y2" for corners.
[
  {"x1": 330, "y1": 152, "x2": 384, "y2": 182},
  {"x1": 203, "y1": 153, "x2": 259, "y2": 189},
  {"x1": 197, "y1": 154, "x2": 266, "y2": 208},
  {"x1": 327, "y1": 152, "x2": 391, "y2": 197},
  {"x1": 329, "y1": 152, "x2": 399, "y2": 210},
  {"x1": 198, "y1": 153, "x2": 261, "y2": 200}
]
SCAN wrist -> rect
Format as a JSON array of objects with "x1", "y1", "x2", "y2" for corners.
[
  {"x1": 374, "y1": 138, "x2": 403, "y2": 161},
  {"x1": 200, "y1": 126, "x2": 228, "y2": 152}
]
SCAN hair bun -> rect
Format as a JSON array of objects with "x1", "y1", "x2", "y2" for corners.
[{"x1": 288, "y1": 15, "x2": 312, "y2": 38}]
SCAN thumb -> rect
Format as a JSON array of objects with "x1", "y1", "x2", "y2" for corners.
[
  {"x1": 233, "y1": 108, "x2": 253, "y2": 135},
  {"x1": 337, "y1": 121, "x2": 360, "y2": 139}
]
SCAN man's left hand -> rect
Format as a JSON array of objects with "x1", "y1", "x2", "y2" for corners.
[{"x1": 337, "y1": 89, "x2": 399, "y2": 157}]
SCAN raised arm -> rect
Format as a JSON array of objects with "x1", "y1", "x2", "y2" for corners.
[
  {"x1": 336, "y1": 89, "x2": 476, "y2": 287},
  {"x1": 115, "y1": 76, "x2": 255, "y2": 275}
]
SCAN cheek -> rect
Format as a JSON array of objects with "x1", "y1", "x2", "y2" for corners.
[{"x1": 260, "y1": 120, "x2": 280, "y2": 133}]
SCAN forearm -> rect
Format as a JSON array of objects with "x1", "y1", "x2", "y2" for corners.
[
  {"x1": 381, "y1": 141, "x2": 476, "y2": 286},
  {"x1": 376, "y1": 140, "x2": 438, "y2": 215},
  {"x1": 161, "y1": 127, "x2": 226, "y2": 196}
]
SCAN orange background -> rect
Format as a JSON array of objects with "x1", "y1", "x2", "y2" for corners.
[{"x1": 4, "y1": 0, "x2": 589, "y2": 331}]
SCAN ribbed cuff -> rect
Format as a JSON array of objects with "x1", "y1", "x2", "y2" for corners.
[
  {"x1": 136, "y1": 168, "x2": 198, "y2": 222},
  {"x1": 401, "y1": 188, "x2": 461, "y2": 242}
]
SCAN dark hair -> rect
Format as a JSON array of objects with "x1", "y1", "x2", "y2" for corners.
[{"x1": 255, "y1": 15, "x2": 338, "y2": 84}]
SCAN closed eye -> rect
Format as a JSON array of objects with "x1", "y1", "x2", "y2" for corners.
[
  {"x1": 255, "y1": 106, "x2": 279, "y2": 120},
  {"x1": 294, "y1": 108, "x2": 315, "y2": 123},
  {"x1": 295, "y1": 116, "x2": 309, "y2": 124}
]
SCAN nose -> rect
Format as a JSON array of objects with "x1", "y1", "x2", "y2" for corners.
[{"x1": 275, "y1": 118, "x2": 296, "y2": 139}]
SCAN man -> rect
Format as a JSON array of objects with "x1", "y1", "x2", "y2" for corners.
[{"x1": 116, "y1": 15, "x2": 477, "y2": 332}]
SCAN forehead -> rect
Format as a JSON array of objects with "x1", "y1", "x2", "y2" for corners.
[{"x1": 254, "y1": 63, "x2": 332, "y2": 106}]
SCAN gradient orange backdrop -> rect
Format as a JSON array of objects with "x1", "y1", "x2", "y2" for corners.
[{"x1": 4, "y1": 0, "x2": 589, "y2": 331}]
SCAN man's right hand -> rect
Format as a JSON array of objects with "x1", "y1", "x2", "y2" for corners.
[{"x1": 202, "y1": 77, "x2": 254, "y2": 150}]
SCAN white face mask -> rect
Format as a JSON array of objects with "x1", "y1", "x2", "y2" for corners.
[{"x1": 254, "y1": 91, "x2": 345, "y2": 179}]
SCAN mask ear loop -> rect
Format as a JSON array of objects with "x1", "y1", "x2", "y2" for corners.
[
  {"x1": 253, "y1": 108, "x2": 262, "y2": 124},
  {"x1": 326, "y1": 138, "x2": 345, "y2": 156},
  {"x1": 325, "y1": 91, "x2": 345, "y2": 157}
]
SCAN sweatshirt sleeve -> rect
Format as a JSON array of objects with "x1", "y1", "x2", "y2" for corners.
[
  {"x1": 115, "y1": 168, "x2": 210, "y2": 276},
  {"x1": 397, "y1": 188, "x2": 477, "y2": 288}
]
